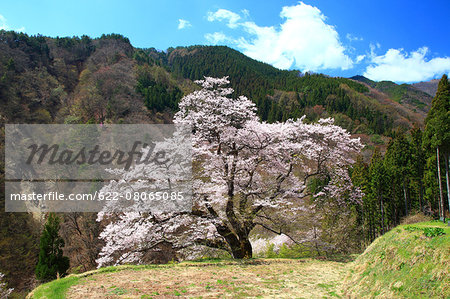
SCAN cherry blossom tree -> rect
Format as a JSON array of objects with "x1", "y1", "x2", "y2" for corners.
[
  {"x1": 96, "y1": 77, "x2": 362, "y2": 266},
  {"x1": 0, "y1": 273, "x2": 13, "y2": 298}
]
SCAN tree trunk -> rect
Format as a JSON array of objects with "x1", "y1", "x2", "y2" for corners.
[
  {"x1": 445, "y1": 153, "x2": 450, "y2": 223},
  {"x1": 313, "y1": 227, "x2": 322, "y2": 256},
  {"x1": 419, "y1": 179, "x2": 423, "y2": 213},
  {"x1": 403, "y1": 180, "x2": 408, "y2": 216},
  {"x1": 230, "y1": 238, "x2": 252, "y2": 259},
  {"x1": 437, "y1": 147, "x2": 445, "y2": 222},
  {"x1": 370, "y1": 209, "x2": 375, "y2": 242},
  {"x1": 380, "y1": 194, "x2": 385, "y2": 234},
  {"x1": 361, "y1": 203, "x2": 366, "y2": 245}
]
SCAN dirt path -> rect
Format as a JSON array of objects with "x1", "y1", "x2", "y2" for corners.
[{"x1": 66, "y1": 259, "x2": 347, "y2": 298}]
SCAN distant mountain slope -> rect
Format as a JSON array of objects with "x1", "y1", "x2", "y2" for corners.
[
  {"x1": 350, "y1": 75, "x2": 433, "y2": 112},
  {"x1": 411, "y1": 79, "x2": 439, "y2": 97},
  {"x1": 162, "y1": 46, "x2": 428, "y2": 134},
  {"x1": 0, "y1": 31, "x2": 158, "y2": 124}
]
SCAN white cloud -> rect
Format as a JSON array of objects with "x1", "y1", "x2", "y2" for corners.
[
  {"x1": 0, "y1": 15, "x2": 6, "y2": 30},
  {"x1": 206, "y1": 2, "x2": 353, "y2": 72},
  {"x1": 369, "y1": 42, "x2": 381, "y2": 57},
  {"x1": 207, "y1": 9, "x2": 241, "y2": 29},
  {"x1": 356, "y1": 55, "x2": 366, "y2": 63},
  {"x1": 177, "y1": 19, "x2": 192, "y2": 30},
  {"x1": 346, "y1": 33, "x2": 363, "y2": 42},
  {"x1": 0, "y1": 14, "x2": 25, "y2": 31},
  {"x1": 205, "y1": 32, "x2": 230, "y2": 45},
  {"x1": 364, "y1": 47, "x2": 450, "y2": 83}
]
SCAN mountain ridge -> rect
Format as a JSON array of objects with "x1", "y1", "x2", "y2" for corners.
[
  {"x1": 411, "y1": 79, "x2": 439, "y2": 97},
  {"x1": 0, "y1": 31, "x2": 433, "y2": 136}
]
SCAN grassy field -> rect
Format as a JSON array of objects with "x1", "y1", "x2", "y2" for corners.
[
  {"x1": 28, "y1": 259, "x2": 348, "y2": 298},
  {"x1": 27, "y1": 221, "x2": 449, "y2": 299}
]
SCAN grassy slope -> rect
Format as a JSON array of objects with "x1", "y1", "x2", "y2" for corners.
[
  {"x1": 343, "y1": 221, "x2": 450, "y2": 298},
  {"x1": 28, "y1": 222, "x2": 449, "y2": 299}
]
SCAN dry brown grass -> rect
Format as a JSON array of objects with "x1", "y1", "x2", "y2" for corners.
[
  {"x1": 65, "y1": 259, "x2": 347, "y2": 298},
  {"x1": 400, "y1": 212, "x2": 433, "y2": 225}
]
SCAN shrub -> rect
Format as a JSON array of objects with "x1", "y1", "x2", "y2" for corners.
[
  {"x1": 423, "y1": 227, "x2": 445, "y2": 237},
  {"x1": 405, "y1": 226, "x2": 445, "y2": 238},
  {"x1": 400, "y1": 212, "x2": 433, "y2": 225}
]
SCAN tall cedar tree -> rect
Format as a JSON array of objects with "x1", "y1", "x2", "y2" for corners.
[
  {"x1": 410, "y1": 127, "x2": 425, "y2": 211},
  {"x1": 351, "y1": 156, "x2": 371, "y2": 242},
  {"x1": 384, "y1": 133, "x2": 412, "y2": 219},
  {"x1": 369, "y1": 149, "x2": 388, "y2": 235},
  {"x1": 35, "y1": 214, "x2": 69, "y2": 281},
  {"x1": 424, "y1": 75, "x2": 450, "y2": 221}
]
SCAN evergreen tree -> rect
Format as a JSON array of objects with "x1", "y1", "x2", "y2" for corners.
[
  {"x1": 35, "y1": 214, "x2": 70, "y2": 281},
  {"x1": 423, "y1": 154, "x2": 440, "y2": 216},
  {"x1": 369, "y1": 149, "x2": 388, "y2": 235},
  {"x1": 410, "y1": 127, "x2": 425, "y2": 211},
  {"x1": 424, "y1": 74, "x2": 450, "y2": 221},
  {"x1": 384, "y1": 133, "x2": 412, "y2": 219},
  {"x1": 351, "y1": 155, "x2": 371, "y2": 242}
]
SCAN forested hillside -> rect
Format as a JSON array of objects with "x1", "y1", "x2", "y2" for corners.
[
  {"x1": 0, "y1": 32, "x2": 429, "y2": 134},
  {"x1": 0, "y1": 31, "x2": 447, "y2": 297},
  {"x1": 163, "y1": 46, "x2": 430, "y2": 135}
]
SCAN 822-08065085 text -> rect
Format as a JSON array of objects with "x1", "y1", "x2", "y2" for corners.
[
  {"x1": 10, "y1": 191, "x2": 185, "y2": 202},
  {"x1": 97, "y1": 191, "x2": 185, "y2": 201}
]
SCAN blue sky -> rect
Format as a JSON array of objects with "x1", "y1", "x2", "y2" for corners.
[{"x1": 1, "y1": 0, "x2": 450, "y2": 83}]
